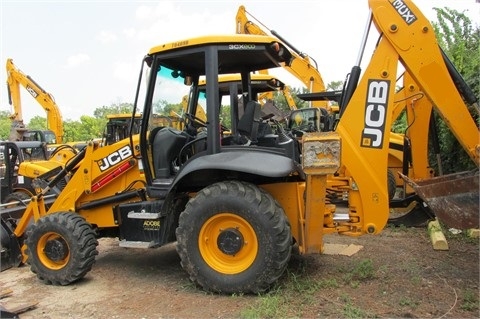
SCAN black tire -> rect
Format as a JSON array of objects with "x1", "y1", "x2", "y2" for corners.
[
  {"x1": 176, "y1": 181, "x2": 291, "y2": 294},
  {"x1": 2, "y1": 191, "x2": 31, "y2": 206},
  {"x1": 387, "y1": 169, "x2": 397, "y2": 200},
  {"x1": 2, "y1": 191, "x2": 34, "y2": 230},
  {"x1": 25, "y1": 212, "x2": 98, "y2": 285}
]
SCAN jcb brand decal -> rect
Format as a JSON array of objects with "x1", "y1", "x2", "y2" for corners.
[
  {"x1": 390, "y1": 0, "x2": 417, "y2": 25},
  {"x1": 26, "y1": 85, "x2": 39, "y2": 98},
  {"x1": 97, "y1": 145, "x2": 132, "y2": 171},
  {"x1": 361, "y1": 80, "x2": 390, "y2": 149}
]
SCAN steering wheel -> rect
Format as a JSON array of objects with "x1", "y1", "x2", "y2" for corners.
[
  {"x1": 184, "y1": 113, "x2": 207, "y2": 128},
  {"x1": 184, "y1": 113, "x2": 231, "y2": 133}
]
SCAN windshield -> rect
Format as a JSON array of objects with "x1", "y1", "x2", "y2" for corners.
[
  {"x1": 147, "y1": 65, "x2": 194, "y2": 131},
  {"x1": 21, "y1": 146, "x2": 47, "y2": 161},
  {"x1": 289, "y1": 108, "x2": 319, "y2": 132},
  {"x1": 43, "y1": 131, "x2": 57, "y2": 144}
]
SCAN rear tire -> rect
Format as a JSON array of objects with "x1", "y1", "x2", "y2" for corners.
[
  {"x1": 25, "y1": 212, "x2": 98, "y2": 285},
  {"x1": 3, "y1": 191, "x2": 31, "y2": 206},
  {"x1": 176, "y1": 181, "x2": 291, "y2": 294},
  {"x1": 388, "y1": 169, "x2": 397, "y2": 200}
]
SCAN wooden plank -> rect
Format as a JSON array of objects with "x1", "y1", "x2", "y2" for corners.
[
  {"x1": 428, "y1": 219, "x2": 449, "y2": 251},
  {"x1": 467, "y1": 228, "x2": 479, "y2": 238},
  {"x1": 0, "y1": 289, "x2": 13, "y2": 299},
  {"x1": 2, "y1": 301, "x2": 39, "y2": 315}
]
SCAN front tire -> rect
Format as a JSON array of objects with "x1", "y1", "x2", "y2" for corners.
[
  {"x1": 25, "y1": 212, "x2": 98, "y2": 285},
  {"x1": 176, "y1": 181, "x2": 291, "y2": 294}
]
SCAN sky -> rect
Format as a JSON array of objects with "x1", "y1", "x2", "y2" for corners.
[{"x1": 1, "y1": 0, "x2": 479, "y2": 123}]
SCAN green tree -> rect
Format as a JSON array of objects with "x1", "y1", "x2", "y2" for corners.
[
  {"x1": 63, "y1": 120, "x2": 84, "y2": 142},
  {"x1": 327, "y1": 80, "x2": 343, "y2": 91},
  {"x1": 76, "y1": 115, "x2": 105, "y2": 141},
  {"x1": 273, "y1": 86, "x2": 309, "y2": 111},
  {"x1": 0, "y1": 110, "x2": 12, "y2": 140},
  {"x1": 27, "y1": 115, "x2": 49, "y2": 130},
  {"x1": 220, "y1": 104, "x2": 231, "y2": 128},
  {"x1": 93, "y1": 102, "x2": 134, "y2": 119},
  {"x1": 429, "y1": 7, "x2": 479, "y2": 173},
  {"x1": 433, "y1": 7, "x2": 480, "y2": 98}
]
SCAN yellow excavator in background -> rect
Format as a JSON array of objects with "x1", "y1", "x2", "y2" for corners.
[
  {"x1": 236, "y1": 5, "x2": 330, "y2": 110},
  {"x1": 6, "y1": 59, "x2": 64, "y2": 144},
  {"x1": 0, "y1": 0, "x2": 477, "y2": 296}
]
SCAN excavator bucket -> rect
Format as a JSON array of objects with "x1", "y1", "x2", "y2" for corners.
[{"x1": 400, "y1": 171, "x2": 479, "y2": 229}]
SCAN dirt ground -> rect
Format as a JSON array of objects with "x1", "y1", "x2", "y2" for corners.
[{"x1": 0, "y1": 226, "x2": 478, "y2": 319}]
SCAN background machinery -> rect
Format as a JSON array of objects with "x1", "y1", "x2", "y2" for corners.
[
  {"x1": 6, "y1": 59, "x2": 64, "y2": 144},
  {"x1": 236, "y1": 5, "x2": 329, "y2": 110},
  {"x1": 0, "y1": 0, "x2": 477, "y2": 296},
  {"x1": 0, "y1": 141, "x2": 50, "y2": 203}
]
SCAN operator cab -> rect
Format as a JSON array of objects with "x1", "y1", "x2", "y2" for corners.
[
  {"x1": 134, "y1": 35, "x2": 301, "y2": 198},
  {"x1": 197, "y1": 73, "x2": 290, "y2": 147}
]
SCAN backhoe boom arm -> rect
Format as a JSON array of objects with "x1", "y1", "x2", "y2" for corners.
[{"x1": 6, "y1": 59, "x2": 64, "y2": 143}]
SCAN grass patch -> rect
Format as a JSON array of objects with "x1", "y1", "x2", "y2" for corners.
[
  {"x1": 240, "y1": 259, "x2": 379, "y2": 318},
  {"x1": 240, "y1": 292, "x2": 284, "y2": 319},
  {"x1": 399, "y1": 296, "x2": 420, "y2": 308},
  {"x1": 460, "y1": 289, "x2": 479, "y2": 311},
  {"x1": 341, "y1": 294, "x2": 375, "y2": 318},
  {"x1": 343, "y1": 258, "x2": 375, "y2": 283},
  {"x1": 387, "y1": 223, "x2": 410, "y2": 232},
  {"x1": 239, "y1": 265, "x2": 339, "y2": 318}
]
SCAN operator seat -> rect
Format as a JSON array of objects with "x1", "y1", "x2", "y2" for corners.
[
  {"x1": 151, "y1": 127, "x2": 188, "y2": 178},
  {"x1": 237, "y1": 100, "x2": 261, "y2": 142}
]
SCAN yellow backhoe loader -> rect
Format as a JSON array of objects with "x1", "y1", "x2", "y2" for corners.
[{"x1": 0, "y1": 0, "x2": 477, "y2": 296}]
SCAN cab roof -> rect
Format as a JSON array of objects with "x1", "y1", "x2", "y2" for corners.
[{"x1": 148, "y1": 34, "x2": 292, "y2": 76}]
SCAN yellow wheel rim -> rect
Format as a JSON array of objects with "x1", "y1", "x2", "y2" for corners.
[
  {"x1": 199, "y1": 213, "x2": 258, "y2": 274},
  {"x1": 37, "y1": 232, "x2": 70, "y2": 270}
]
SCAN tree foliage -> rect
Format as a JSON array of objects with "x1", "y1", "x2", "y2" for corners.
[
  {"x1": 272, "y1": 86, "x2": 309, "y2": 112},
  {"x1": 433, "y1": 7, "x2": 479, "y2": 99},
  {"x1": 0, "y1": 110, "x2": 12, "y2": 140},
  {"x1": 429, "y1": 7, "x2": 479, "y2": 173},
  {"x1": 327, "y1": 81, "x2": 343, "y2": 92},
  {"x1": 28, "y1": 116, "x2": 49, "y2": 130},
  {"x1": 93, "y1": 102, "x2": 133, "y2": 119},
  {"x1": 0, "y1": 103, "x2": 136, "y2": 142}
]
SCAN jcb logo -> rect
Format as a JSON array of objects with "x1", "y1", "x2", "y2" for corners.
[
  {"x1": 97, "y1": 145, "x2": 132, "y2": 171},
  {"x1": 361, "y1": 80, "x2": 390, "y2": 149},
  {"x1": 26, "y1": 85, "x2": 39, "y2": 98}
]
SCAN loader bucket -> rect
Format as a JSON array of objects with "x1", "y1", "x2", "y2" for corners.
[{"x1": 400, "y1": 170, "x2": 479, "y2": 229}]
